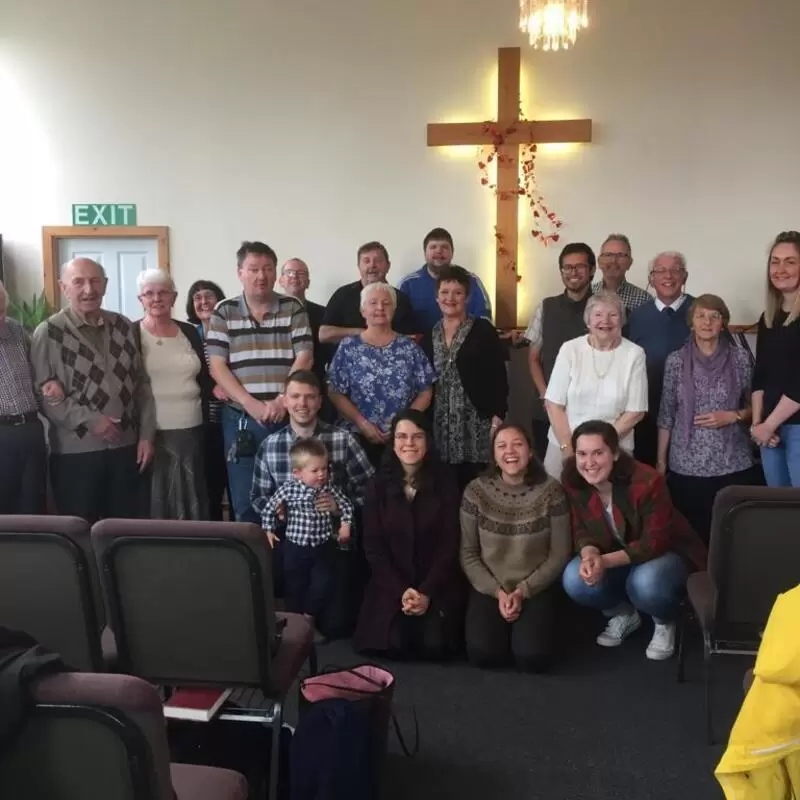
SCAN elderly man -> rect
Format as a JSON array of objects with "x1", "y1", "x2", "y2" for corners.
[
  {"x1": 526, "y1": 242, "x2": 596, "y2": 460},
  {"x1": 628, "y1": 251, "x2": 693, "y2": 465},
  {"x1": 207, "y1": 241, "x2": 313, "y2": 524},
  {"x1": 31, "y1": 258, "x2": 155, "y2": 522},
  {"x1": 0, "y1": 281, "x2": 47, "y2": 513},
  {"x1": 319, "y1": 241, "x2": 417, "y2": 345},
  {"x1": 592, "y1": 233, "x2": 650, "y2": 313},
  {"x1": 398, "y1": 227, "x2": 492, "y2": 330}
]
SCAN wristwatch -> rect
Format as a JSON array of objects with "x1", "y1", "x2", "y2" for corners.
[{"x1": 559, "y1": 443, "x2": 569, "y2": 452}]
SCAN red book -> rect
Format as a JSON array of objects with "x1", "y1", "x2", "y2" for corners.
[{"x1": 163, "y1": 688, "x2": 232, "y2": 722}]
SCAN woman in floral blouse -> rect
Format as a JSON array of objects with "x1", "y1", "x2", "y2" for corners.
[
  {"x1": 657, "y1": 294, "x2": 756, "y2": 544},
  {"x1": 421, "y1": 266, "x2": 508, "y2": 491},
  {"x1": 328, "y1": 282, "x2": 436, "y2": 466}
]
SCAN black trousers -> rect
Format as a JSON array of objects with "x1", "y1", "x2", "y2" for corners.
[
  {"x1": 451, "y1": 462, "x2": 486, "y2": 494},
  {"x1": 50, "y1": 445, "x2": 141, "y2": 524},
  {"x1": 386, "y1": 601, "x2": 457, "y2": 661},
  {"x1": 0, "y1": 419, "x2": 47, "y2": 514},
  {"x1": 283, "y1": 539, "x2": 335, "y2": 620},
  {"x1": 465, "y1": 584, "x2": 558, "y2": 672},
  {"x1": 530, "y1": 419, "x2": 549, "y2": 463},
  {"x1": 667, "y1": 467, "x2": 760, "y2": 546},
  {"x1": 204, "y1": 422, "x2": 228, "y2": 521},
  {"x1": 633, "y1": 413, "x2": 659, "y2": 467}
]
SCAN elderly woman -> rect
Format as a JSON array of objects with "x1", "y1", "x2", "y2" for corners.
[
  {"x1": 354, "y1": 410, "x2": 464, "y2": 659},
  {"x1": 562, "y1": 420, "x2": 707, "y2": 661},
  {"x1": 185, "y1": 279, "x2": 228, "y2": 520},
  {"x1": 135, "y1": 269, "x2": 212, "y2": 519},
  {"x1": 420, "y1": 265, "x2": 508, "y2": 490},
  {"x1": 461, "y1": 424, "x2": 571, "y2": 672},
  {"x1": 544, "y1": 291, "x2": 648, "y2": 480},
  {"x1": 327, "y1": 282, "x2": 436, "y2": 466},
  {"x1": 657, "y1": 294, "x2": 756, "y2": 544},
  {"x1": 751, "y1": 231, "x2": 800, "y2": 487}
]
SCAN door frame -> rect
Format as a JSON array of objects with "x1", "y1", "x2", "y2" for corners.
[{"x1": 42, "y1": 226, "x2": 170, "y2": 307}]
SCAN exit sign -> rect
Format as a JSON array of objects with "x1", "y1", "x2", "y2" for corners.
[{"x1": 72, "y1": 204, "x2": 137, "y2": 226}]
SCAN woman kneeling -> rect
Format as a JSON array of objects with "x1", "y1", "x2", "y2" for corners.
[
  {"x1": 460, "y1": 425, "x2": 572, "y2": 672},
  {"x1": 561, "y1": 420, "x2": 707, "y2": 660}
]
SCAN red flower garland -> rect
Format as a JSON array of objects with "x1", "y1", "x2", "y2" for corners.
[{"x1": 476, "y1": 111, "x2": 564, "y2": 281}]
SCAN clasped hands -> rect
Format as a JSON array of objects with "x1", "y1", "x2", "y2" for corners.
[
  {"x1": 401, "y1": 588, "x2": 430, "y2": 616},
  {"x1": 750, "y1": 421, "x2": 780, "y2": 449},
  {"x1": 497, "y1": 588, "x2": 524, "y2": 622},
  {"x1": 246, "y1": 396, "x2": 286, "y2": 425},
  {"x1": 579, "y1": 547, "x2": 606, "y2": 587}
]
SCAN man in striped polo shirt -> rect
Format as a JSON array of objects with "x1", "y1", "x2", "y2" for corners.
[{"x1": 207, "y1": 241, "x2": 313, "y2": 523}]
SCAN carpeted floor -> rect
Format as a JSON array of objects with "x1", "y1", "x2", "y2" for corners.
[{"x1": 319, "y1": 610, "x2": 750, "y2": 800}]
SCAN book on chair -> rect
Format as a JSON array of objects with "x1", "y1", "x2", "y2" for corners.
[{"x1": 163, "y1": 688, "x2": 232, "y2": 722}]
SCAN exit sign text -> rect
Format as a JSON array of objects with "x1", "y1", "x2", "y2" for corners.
[{"x1": 72, "y1": 204, "x2": 137, "y2": 226}]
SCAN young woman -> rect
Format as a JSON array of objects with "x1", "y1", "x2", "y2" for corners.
[
  {"x1": 751, "y1": 231, "x2": 800, "y2": 486},
  {"x1": 544, "y1": 291, "x2": 647, "y2": 480},
  {"x1": 561, "y1": 420, "x2": 706, "y2": 661},
  {"x1": 460, "y1": 425, "x2": 571, "y2": 672},
  {"x1": 354, "y1": 410, "x2": 464, "y2": 659},
  {"x1": 420, "y1": 265, "x2": 508, "y2": 491},
  {"x1": 657, "y1": 294, "x2": 756, "y2": 543},
  {"x1": 186, "y1": 279, "x2": 228, "y2": 519}
]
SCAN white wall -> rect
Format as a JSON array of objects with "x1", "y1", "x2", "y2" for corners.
[{"x1": 3, "y1": 0, "x2": 799, "y2": 325}]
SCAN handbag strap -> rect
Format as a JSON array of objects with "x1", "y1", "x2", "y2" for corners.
[{"x1": 390, "y1": 706, "x2": 419, "y2": 758}]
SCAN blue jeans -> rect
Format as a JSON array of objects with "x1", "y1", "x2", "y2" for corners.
[
  {"x1": 221, "y1": 405, "x2": 284, "y2": 524},
  {"x1": 760, "y1": 423, "x2": 800, "y2": 487},
  {"x1": 562, "y1": 552, "x2": 688, "y2": 623}
]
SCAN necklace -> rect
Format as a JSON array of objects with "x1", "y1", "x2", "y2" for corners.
[{"x1": 589, "y1": 336, "x2": 617, "y2": 379}]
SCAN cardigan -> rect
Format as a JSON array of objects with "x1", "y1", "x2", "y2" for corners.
[
  {"x1": 752, "y1": 310, "x2": 800, "y2": 426},
  {"x1": 563, "y1": 461, "x2": 707, "y2": 570},
  {"x1": 421, "y1": 317, "x2": 508, "y2": 420},
  {"x1": 460, "y1": 475, "x2": 572, "y2": 598}
]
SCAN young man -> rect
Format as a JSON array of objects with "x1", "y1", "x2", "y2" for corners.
[
  {"x1": 207, "y1": 241, "x2": 313, "y2": 524},
  {"x1": 398, "y1": 227, "x2": 492, "y2": 331},
  {"x1": 592, "y1": 233, "x2": 650, "y2": 313},
  {"x1": 31, "y1": 258, "x2": 155, "y2": 523},
  {"x1": 318, "y1": 241, "x2": 417, "y2": 346},
  {"x1": 525, "y1": 243, "x2": 596, "y2": 459},
  {"x1": 628, "y1": 251, "x2": 693, "y2": 466}
]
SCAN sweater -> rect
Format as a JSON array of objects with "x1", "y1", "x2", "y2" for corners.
[
  {"x1": 459, "y1": 475, "x2": 572, "y2": 598},
  {"x1": 753, "y1": 310, "x2": 800, "y2": 425}
]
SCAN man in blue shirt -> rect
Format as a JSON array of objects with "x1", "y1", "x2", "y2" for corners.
[{"x1": 398, "y1": 227, "x2": 492, "y2": 330}]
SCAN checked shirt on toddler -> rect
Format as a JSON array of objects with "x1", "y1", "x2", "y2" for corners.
[{"x1": 261, "y1": 478, "x2": 354, "y2": 546}]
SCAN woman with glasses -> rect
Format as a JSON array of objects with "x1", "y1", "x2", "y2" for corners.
[
  {"x1": 135, "y1": 269, "x2": 213, "y2": 519},
  {"x1": 657, "y1": 294, "x2": 756, "y2": 544}
]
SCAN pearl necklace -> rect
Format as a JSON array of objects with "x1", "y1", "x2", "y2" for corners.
[{"x1": 589, "y1": 336, "x2": 618, "y2": 379}]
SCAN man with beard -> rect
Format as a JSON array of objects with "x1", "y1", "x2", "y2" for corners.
[
  {"x1": 318, "y1": 241, "x2": 417, "y2": 346},
  {"x1": 525, "y1": 243, "x2": 596, "y2": 460},
  {"x1": 398, "y1": 227, "x2": 492, "y2": 330},
  {"x1": 207, "y1": 241, "x2": 313, "y2": 523},
  {"x1": 31, "y1": 258, "x2": 155, "y2": 522}
]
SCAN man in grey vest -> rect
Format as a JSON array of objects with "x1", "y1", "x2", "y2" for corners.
[{"x1": 525, "y1": 243, "x2": 596, "y2": 459}]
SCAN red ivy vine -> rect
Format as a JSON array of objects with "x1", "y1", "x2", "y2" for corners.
[{"x1": 476, "y1": 109, "x2": 564, "y2": 282}]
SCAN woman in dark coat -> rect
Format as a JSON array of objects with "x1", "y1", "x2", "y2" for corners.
[
  {"x1": 420, "y1": 265, "x2": 508, "y2": 491},
  {"x1": 353, "y1": 409, "x2": 464, "y2": 658}
]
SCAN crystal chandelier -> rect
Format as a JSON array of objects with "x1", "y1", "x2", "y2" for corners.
[{"x1": 519, "y1": 0, "x2": 590, "y2": 51}]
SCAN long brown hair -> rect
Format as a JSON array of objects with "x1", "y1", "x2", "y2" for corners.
[{"x1": 764, "y1": 231, "x2": 800, "y2": 328}]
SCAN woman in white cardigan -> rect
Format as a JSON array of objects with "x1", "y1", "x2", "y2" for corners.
[{"x1": 544, "y1": 291, "x2": 648, "y2": 480}]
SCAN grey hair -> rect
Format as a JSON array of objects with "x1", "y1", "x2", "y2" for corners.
[
  {"x1": 360, "y1": 281, "x2": 397, "y2": 311},
  {"x1": 136, "y1": 268, "x2": 175, "y2": 293},
  {"x1": 601, "y1": 233, "x2": 632, "y2": 254},
  {"x1": 584, "y1": 290, "x2": 627, "y2": 326},
  {"x1": 649, "y1": 251, "x2": 687, "y2": 274}
]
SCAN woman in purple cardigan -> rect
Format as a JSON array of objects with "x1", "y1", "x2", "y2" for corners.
[{"x1": 353, "y1": 409, "x2": 465, "y2": 659}]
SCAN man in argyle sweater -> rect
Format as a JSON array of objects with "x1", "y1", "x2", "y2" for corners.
[{"x1": 31, "y1": 258, "x2": 156, "y2": 522}]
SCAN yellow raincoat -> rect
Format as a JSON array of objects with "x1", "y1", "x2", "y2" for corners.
[{"x1": 716, "y1": 584, "x2": 800, "y2": 799}]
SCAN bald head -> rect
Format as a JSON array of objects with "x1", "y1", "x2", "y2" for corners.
[
  {"x1": 60, "y1": 258, "x2": 107, "y2": 318},
  {"x1": 279, "y1": 257, "x2": 310, "y2": 300}
]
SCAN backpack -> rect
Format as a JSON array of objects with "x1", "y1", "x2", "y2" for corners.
[{"x1": 0, "y1": 627, "x2": 67, "y2": 756}]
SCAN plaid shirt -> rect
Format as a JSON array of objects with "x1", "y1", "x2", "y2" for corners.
[
  {"x1": 250, "y1": 421, "x2": 374, "y2": 515},
  {"x1": 262, "y1": 478, "x2": 354, "y2": 547},
  {"x1": 591, "y1": 279, "x2": 651, "y2": 312},
  {"x1": 0, "y1": 319, "x2": 38, "y2": 416}
]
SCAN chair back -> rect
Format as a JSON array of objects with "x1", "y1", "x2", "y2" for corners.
[
  {"x1": 0, "y1": 516, "x2": 104, "y2": 671},
  {"x1": 0, "y1": 672, "x2": 174, "y2": 800},
  {"x1": 91, "y1": 519, "x2": 277, "y2": 689},
  {"x1": 709, "y1": 486, "x2": 800, "y2": 646}
]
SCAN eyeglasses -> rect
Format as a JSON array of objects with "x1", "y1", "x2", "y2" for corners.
[
  {"x1": 651, "y1": 267, "x2": 685, "y2": 276},
  {"x1": 560, "y1": 264, "x2": 590, "y2": 273},
  {"x1": 599, "y1": 252, "x2": 631, "y2": 260},
  {"x1": 694, "y1": 311, "x2": 723, "y2": 323},
  {"x1": 140, "y1": 290, "x2": 174, "y2": 300},
  {"x1": 282, "y1": 270, "x2": 308, "y2": 279}
]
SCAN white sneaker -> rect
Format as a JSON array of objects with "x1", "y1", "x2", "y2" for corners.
[
  {"x1": 596, "y1": 611, "x2": 642, "y2": 647},
  {"x1": 646, "y1": 622, "x2": 676, "y2": 661}
]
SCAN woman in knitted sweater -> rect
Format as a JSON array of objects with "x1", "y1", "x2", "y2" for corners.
[{"x1": 460, "y1": 424, "x2": 572, "y2": 672}]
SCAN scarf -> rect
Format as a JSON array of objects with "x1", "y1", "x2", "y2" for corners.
[{"x1": 678, "y1": 337, "x2": 740, "y2": 457}]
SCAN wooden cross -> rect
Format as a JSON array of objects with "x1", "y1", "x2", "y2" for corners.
[{"x1": 427, "y1": 46, "x2": 592, "y2": 329}]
